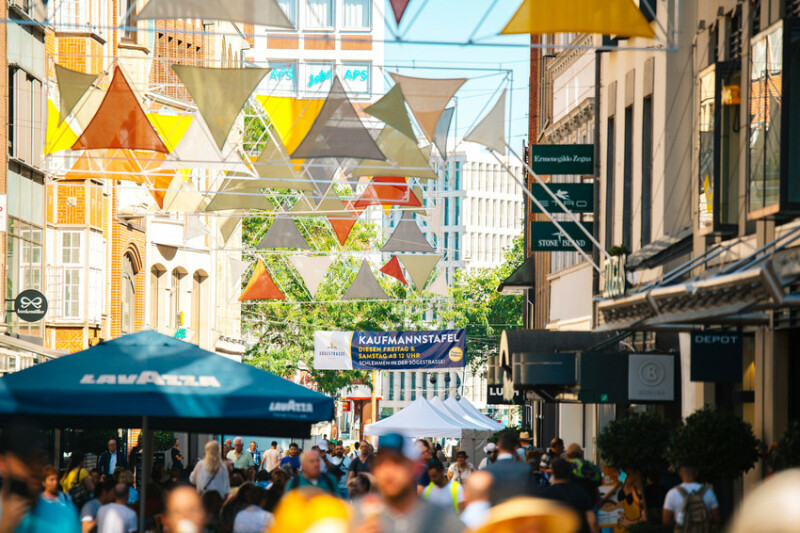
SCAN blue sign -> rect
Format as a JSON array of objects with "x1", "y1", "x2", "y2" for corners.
[
  {"x1": 308, "y1": 68, "x2": 332, "y2": 87},
  {"x1": 344, "y1": 69, "x2": 368, "y2": 82},
  {"x1": 271, "y1": 67, "x2": 294, "y2": 81},
  {"x1": 314, "y1": 329, "x2": 466, "y2": 370}
]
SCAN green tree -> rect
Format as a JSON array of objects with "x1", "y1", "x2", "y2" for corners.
[
  {"x1": 771, "y1": 419, "x2": 800, "y2": 472},
  {"x1": 597, "y1": 411, "x2": 672, "y2": 474}
]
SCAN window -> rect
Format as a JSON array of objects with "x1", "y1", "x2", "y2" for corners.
[
  {"x1": 400, "y1": 373, "x2": 405, "y2": 401},
  {"x1": 120, "y1": 0, "x2": 136, "y2": 40},
  {"x1": 641, "y1": 96, "x2": 653, "y2": 245},
  {"x1": 62, "y1": 232, "x2": 81, "y2": 265},
  {"x1": 341, "y1": 62, "x2": 371, "y2": 95},
  {"x1": 151, "y1": 265, "x2": 165, "y2": 332},
  {"x1": 411, "y1": 373, "x2": 417, "y2": 400},
  {"x1": 276, "y1": 0, "x2": 298, "y2": 27},
  {"x1": 605, "y1": 117, "x2": 616, "y2": 247},
  {"x1": 9, "y1": 68, "x2": 43, "y2": 167},
  {"x1": 170, "y1": 268, "x2": 186, "y2": 330},
  {"x1": 64, "y1": 269, "x2": 81, "y2": 319},
  {"x1": 88, "y1": 231, "x2": 104, "y2": 323},
  {"x1": 306, "y1": 0, "x2": 333, "y2": 28},
  {"x1": 342, "y1": 0, "x2": 370, "y2": 29},
  {"x1": 622, "y1": 106, "x2": 633, "y2": 250},
  {"x1": 121, "y1": 254, "x2": 135, "y2": 334},
  {"x1": 444, "y1": 198, "x2": 450, "y2": 226},
  {"x1": 305, "y1": 61, "x2": 334, "y2": 94},
  {"x1": 389, "y1": 373, "x2": 395, "y2": 400},
  {"x1": 192, "y1": 271, "x2": 208, "y2": 346},
  {"x1": 267, "y1": 61, "x2": 298, "y2": 95}
]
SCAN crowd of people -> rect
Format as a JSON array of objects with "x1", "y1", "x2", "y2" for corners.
[{"x1": 0, "y1": 424, "x2": 759, "y2": 533}]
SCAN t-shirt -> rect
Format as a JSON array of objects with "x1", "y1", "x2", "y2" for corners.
[
  {"x1": 232, "y1": 505, "x2": 274, "y2": 533},
  {"x1": 280, "y1": 456, "x2": 300, "y2": 470},
  {"x1": 80, "y1": 498, "x2": 102, "y2": 522},
  {"x1": 539, "y1": 482, "x2": 593, "y2": 533},
  {"x1": 60, "y1": 468, "x2": 89, "y2": 493},
  {"x1": 97, "y1": 503, "x2": 137, "y2": 533},
  {"x1": 263, "y1": 449, "x2": 281, "y2": 472},
  {"x1": 351, "y1": 496, "x2": 464, "y2": 533},
  {"x1": 348, "y1": 456, "x2": 373, "y2": 476},
  {"x1": 663, "y1": 483, "x2": 719, "y2": 526},
  {"x1": 17, "y1": 493, "x2": 81, "y2": 533},
  {"x1": 171, "y1": 447, "x2": 183, "y2": 468},
  {"x1": 447, "y1": 463, "x2": 474, "y2": 484},
  {"x1": 227, "y1": 450, "x2": 255, "y2": 469},
  {"x1": 423, "y1": 481, "x2": 464, "y2": 512}
]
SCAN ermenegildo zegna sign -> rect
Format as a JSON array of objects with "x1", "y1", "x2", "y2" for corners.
[{"x1": 529, "y1": 144, "x2": 594, "y2": 175}]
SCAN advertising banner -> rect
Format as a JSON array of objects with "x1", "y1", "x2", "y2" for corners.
[
  {"x1": 529, "y1": 183, "x2": 594, "y2": 213},
  {"x1": 530, "y1": 222, "x2": 594, "y2": 252},
  {"x1": 315, "y1": 329, "x2": 466, "y2": 370},
  {"x1": 529, "y1": 144, "x2": 594, "y2": 175}
]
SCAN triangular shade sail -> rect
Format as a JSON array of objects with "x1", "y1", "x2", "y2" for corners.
[
  {"x1": 0, "y1": 330, "x2": 333, "y2": 435},
  {"x1": 72, "y1": 67, "x2": 169, "y2": 153},
  {"x1": 205, "y1": 177, "x2": 273, "y2": 212},
  {"x1": 364, "y1": 84, "x2": 416, "y2": 140},
  {"x1": 172, "y1": 65, "x2": 270, "y2": 151},
  {"x1": 434, "y1": 107, "x2": 454, "y2": 159},
  {"x1": 256, "y1": 95, "x2": 325, "y2": 154},
  {"x1": 364, "y1": 397, "x2": 463, "y2": 438},
  {"x1": 420, "y1": 201, "x2": 443, "y2": 235},
  {"x1": 288, "y1": 255, "x2": 335, "y2": 297},
  {"x1": 429, "y1": 396, "x2": 489, "y2": 431},
  {"x1": 328, "y1": 215, "x2": 358, "y2": 246},
  {"x1": 257, "y1": 216, "x2": 310, "y2": 250},
  {"x1": 161, "y1": 115, "x2": 253, "y2": 174},
  {"x1": 184, "y1": 214, "x2": 210, "y2": 241},
  {"x1": 465, "y1": 90, "x2": 507, "y2": 154},
  {"x1": 228, "y1": 256, "x2": 250, "y2": 294},
  {"x1": 381, "y1": 212, "x2": 434, "y2": 253},
  {"x1": 426, "y1": 271, "x2": 449, "y2": 297},
  {"x1": 255, "y1": 137, "x2": 312, "y2": 191},
  {"x1": 342, "y1": 261, "x2": 389, "y2": 300},
  {"x1": 408, "y1": 185, "x2": 427, "y2": 215},
  {"x1": 352, "y1": 127, "x2": 437, "y2": 180},
  {"x1": 218, "y1": 216, "x2": 240, "y2": 246},
  {"x1": 55, "y1": 64, "x2": 98, "y2": 125},
  {"x1": 379, "y1": 256, "x2": 407, "y2": 285},
  {"x1": 290, "y1": 195, "x2": 316, "y2": 216},
  {"x1": 147, "y1": 113, "x2": 193, "y2": 152},
  {"x1": 389, "y1": 73, "x2": 466, "y2": 143},
  {"x1": 239, "y1": 259, "x2": 285, "y2": 301},
  {"x1": 73, "y1": 87, "x2": 105, "y2": 130},
  {"x1": 163, "y1": 178, "x2": 206, "y2": 213},
  {"x1": 389, "y1": 0, "x2": 411, "y2": 25},
  {"x1": 305, "y1": 159, "x2": 338, "y2": 199},
  {"x1": 443, "y1": 396, "x2": 503, "y2": 431},
  {"x1": 291, "y1": 77, "x2": 385, "y2": 161},
  {"x1": 63, "y1": 150, "x2": 136, "y2": 182},
  {"x1": 501, "y1": 0, "x2": 655, "y2": 38},
  {"x1": 135, "y1": 0, "x2": 294, "y2": 29},
  {"x1": 398, "y1": 254, "x2": 441, "y2": 289},
  {"x1": 353, "y1": 176, "x2": 423, "y2": 210},
  {"x1": 46, "y1": 100, "x2": 80, "y2": 153}
]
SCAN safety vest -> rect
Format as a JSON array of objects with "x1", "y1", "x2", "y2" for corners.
[{"x1": 424, "y1": 481, "x2": 460, "y2": 512}]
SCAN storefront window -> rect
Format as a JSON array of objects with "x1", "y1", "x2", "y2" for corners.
[{"x1": 699, "y1": 68, "x2": 715, "y2": 230}]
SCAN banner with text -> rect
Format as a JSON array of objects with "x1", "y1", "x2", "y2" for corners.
[
  {"x1": 529, "y1": 183, "x2": 594, "y2": 213},
  {"x1": 314, "y1": 329, "x2": 466, "y2": 370},
  {"x1": 529, "y1": 144, "x2": 594, "y2": 175},
  {"x1": 530, "y1": 222, "x2": 594, "y2": 252}
]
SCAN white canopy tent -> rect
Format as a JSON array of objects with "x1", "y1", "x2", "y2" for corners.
[
  {"x1": 429, "y1": 396, "x2": 493, "y2": 462},
  {"x1": 458, "y1": 397, "x2": 505, "y2": 431},
  {"x1": 364, "y1": 396, "x2": 463, "y2": 438},
  {"x1": 444, "y1": 397, "x2": 502, "y2": 431}
]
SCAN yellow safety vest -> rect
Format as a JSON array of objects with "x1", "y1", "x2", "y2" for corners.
[{"x1": 424, "y1": 481, "x2": 460, "y2": 512}]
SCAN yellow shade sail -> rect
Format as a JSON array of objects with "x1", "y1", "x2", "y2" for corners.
[
  {"x1": 46, "y1": 99, "x2": 79, "y2": 154},
  {"x1": 146, "y1": 113, "x2": 193, "y2": 152},
  {"x1": 501, "y1": 0, "x2": 655, "y2": 39},
  {"x1": 256, "y1": 95, "x2": 325, "y2": 154}
]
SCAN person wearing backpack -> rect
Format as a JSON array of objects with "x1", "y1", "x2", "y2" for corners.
[{"x1": 662, "y1": 464, "x2": 720, "y2": 533}]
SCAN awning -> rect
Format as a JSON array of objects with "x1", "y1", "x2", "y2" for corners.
[
  {"x1": 497, "y1": 255, "x2": 535, "y2": 295},
  {"x1": 626, "y1": 226, "x2": 693, "y2": 271},
  {"x1": 0, "y1": 334, "x2": 68, "y2": 360}
]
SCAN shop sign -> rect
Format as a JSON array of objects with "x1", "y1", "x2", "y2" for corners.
[
  {"x1": 602, "y1": 255, "x2": 627, "y2": 298},
  {"x1": 341, "y1": 63, "x2": 370, "y2": 94},
  {"x1": 530, "y1": 222, "x2": 593, "y2": 252},
  {"x1": 487, "y1": 384, "x2": 525, "y2": 405},
  {"x1": 628, "y1": 354, "x2": 674, "y2": 402},
  {"x1": 341, "y1": 400, "x2": 351, "y2": 412},
  {"x1": 306, "y1": 62, "x2": 333, "y2": 91},
  {"x1": 529, "y1": 144, "x2": 594, "y2": 175},
  {"x1": 14, "y1": 289, "x2": 47, "y2": 322},
  {"x1": 268, "y1": 62, "x2": 296, "y2": 94},
  {"x1": 529, "y1": 183, "x2": 593, "y2": 213},
  {"x1": 690, "y1": 330, "x2": 743, "y2": 382}
]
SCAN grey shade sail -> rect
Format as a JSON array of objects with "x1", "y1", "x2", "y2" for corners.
[
  {"x1": 342, "y1": 260, "x2": 390, "y2": 300},
  {"x1": 351, "y1": 126, "x2": 437, "y2": 180},
  {"x1": 464, "y1": 89, "x2": 507, "y2": 154},
  {"x1": 256, "y1": 216, "x2": 311, "y2": 250},
  {"x1": 135, "y1": 0, "x2": 294, "y2": 29},
  {"x1": 205, "y1": 178, "x2": 273, "y2": 212},
  {"x1": 55, "y1": 64, "x2": 98, "y2": 125},
  {"x1": 381, "y1": 212, "x2": 435, "y2": 253},
  {"x1": 398, "y1": 254, "x2": 442, "y2": 290},
  {"x1": 433, "y1": 107, "x2": 455, "y2": 159},
  {"x1": 255, "y1": 136, "x2": 313, "y2": 192},
  {"x1": 364, "y1": 84, "x2": 416, "y2": 140},
  {"x1": 290, "y1": 77, "x2": 386, "y2": 160}
]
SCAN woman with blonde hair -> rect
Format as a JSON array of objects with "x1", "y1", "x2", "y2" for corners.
[{"x1": 190, "y1": 440, "x2": 231, "y2": 498}]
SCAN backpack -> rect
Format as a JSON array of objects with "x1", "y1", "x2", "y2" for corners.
[{"x1": 677, "y1": 486, "x2": 710, "y2": 533}]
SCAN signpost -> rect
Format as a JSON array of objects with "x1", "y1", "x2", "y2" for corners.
[
  {"x1": 530, "y1": 222, "x2": 594, "y2": 252},
  {"x1": 530, "y1": 183, "x2": 594, "y2": 213},
  {"x1": 628, "y1": 354, "x2": 675, "y2": 401},
  {"x1": 13, "y1": 289, "x2": 47, "y2": 322},
  {"x1": 529, "y1": 144, "x2": 594, "y2": 175}
]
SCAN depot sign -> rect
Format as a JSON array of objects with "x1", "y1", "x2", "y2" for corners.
[{"x1": 690, "y1": 330, "x2": 743, "y2": 382}]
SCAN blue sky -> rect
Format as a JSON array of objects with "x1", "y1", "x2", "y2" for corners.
[{"x1": 384, "y1": 0, "x2": 530, "y2": 147}]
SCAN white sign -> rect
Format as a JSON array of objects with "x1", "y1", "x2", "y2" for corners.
[
  {"x1": 0, "y1": 194, "x2": 6, "y2": 232},
  {"x1": 314, "y1": 331, "x2": 354, "y2": 370},
  {"x1": 628, "y1": 354, "x2": 674, "y2": 401},
  {"x1": 341, "y1": 63, "x2": 370, "y2": 95},
  {"x1": 267, "y1": 61, "x2": 297, "y2": 95}
]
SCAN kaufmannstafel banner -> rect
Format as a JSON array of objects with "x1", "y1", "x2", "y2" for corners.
[{"x1": 314, "y1": 329, "x2": 466, "y2": 370}]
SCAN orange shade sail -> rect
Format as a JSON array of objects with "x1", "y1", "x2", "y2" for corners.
[
  {"x1": 379, "y1": 256, "x2": 407, "y2": 285},
  {"x1": 239, "y1": 259, "x2": 286, "y2": 301}
]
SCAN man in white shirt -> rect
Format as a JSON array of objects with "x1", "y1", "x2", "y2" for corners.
[
  {"x1": 460, "y1": 470, "x2": 492, "y2": 529},
  {"x1": 422, "y1": 460, "x2": 465, "y2": 513},
  {"x1": 261, "y1": 441, "x2": 282, "y2": 473},
  {"x1": 81, "y1": 478, "x2": 115, "y2": 533},
  {"x1": 96, "y1": 484, "x2": 137, "y2": 533},
  {"x1": 663, "y1": 464, "x2": 721, "y2": 529}
]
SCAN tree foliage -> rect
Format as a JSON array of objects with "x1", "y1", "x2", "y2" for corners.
[
  {"x1": 597, "y1": 411, "x2": 672, "y2": 473},
  {"x1": 669, "y1": 407, "x2": 760, "y2": 483},
  {"x1": 771, "y1": 420, "x2": 800, "y2": 472}
]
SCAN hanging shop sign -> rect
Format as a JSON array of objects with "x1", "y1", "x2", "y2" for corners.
[
  {"x1": 487, "y1": 384, "x2": 525, "y2": 405},
  {"x1": 690, "y1": 329, "x2": 743, "y2": 382},
  {"x1": 13, "y1": 289, "x2": 47, "y2": 322},
  {"x1": 628, "y1": 354, "x2": 674, "y2": 402},
  {"x1": 530, "y1": 222, "x2": 594, "y2": 252},
  {"x1": 314, "y1": 329, "x2": 466, "y2": 370},
  {"x1": 529, "y1": 183, "x2": 594, "y2": 213},
  {"x1": 529, "y1": 144, "x2": 594, "y2": 175},
  {"x1": 602, "y1": 255, "x2": 627, "y2": 298}
]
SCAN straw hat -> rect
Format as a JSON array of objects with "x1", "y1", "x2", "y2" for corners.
[
  {"x1": 269, "y1": 488, "x2": 350, "y2": 533},
  {"x1": 474, "y1": 497, "x2": 580, "y2": 533}
]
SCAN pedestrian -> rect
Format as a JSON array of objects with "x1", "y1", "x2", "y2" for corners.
[
  {"x1": 539, "y1": 458, "x2": 599, "y2": 533},
  {"x1": 350, "y1": 433, "x2": 465, "y2": 533},
  {"x1": 539, "y1": 438, "x2": 565, "y2": 476},
  {"x1": 31, "y1": 465, "x2": 81, "y2": 533},
  {"x1": 96, "y1": 483, "x2": 137, "y2": 533},
  {"x1": 728, "y1": 468, "x2": 800, "y2": 533},
  {"x1": 279, "y1": 442, "x2": 301, "y2": 473},
  {"x1": 190, "y1": 441, "x2": 231, "y2": 498},
  {"x1": 162, "y1": 485, "x2": 207, "y2": 533},
  {"x1": 261, "y1": 441, "x2": 281, "y2": 473},
  {"x1": 231, "y1": 486, "x2": 274, "y2": 533},
  {"x1": 227, "y1": 437, "x2": 255, "y2": 470},
  {"x1": 528, "y1": 450, "x2": 549, "y2": 493},
  {"x1": 62, "y1": 451, "x2": 93, "y2": 511},
  {"x1": 346, "y1": 473, "x2": 372, "y2": 500},
  {"x1": 116, "y1": 470, "x2": 137, "y2": 506},
  {"x1": 662, "y1": 464, "x2": 720, "y2": 532},
  {"x1": 486, "y1": 432, "x2": 536, "y2": 505},
  {"x1": 248, "y1": 441, "x2": 261, "y2": 470},
  {"x1": 565, "y1": 443, "x2": 601, "y2": 505},
  {"x1": 444, "y1": 437, "x2": 459, "y2": 462},
  {"x1": 0, "y1": 422, "x2": 49, "y2": 533},
  {"x1": 348, "y1": 441, "x2": 359, "y2": 461},
  {"x1": 447, "y1": 451, "x2": 474, "y2": 484},
  {"x1": 170, "y1": 439, "x2": 184, "y2": 475},
  {"x1": 414, "y1": 439, "x2": 434, "y2": 493},
  {"x1": 601, "y1": 468, "x2": 646, "y2": 529},
  {"x1": 81, "y1": 477, "x2": 116, "y2": 533},
  {"x1": 347, "y1": 440, "x2": 374, "y2": 481},
  {"x1": 460, "y1": 470, "x2": 493, "y2": 530},
  {"x1": 286, "y1": 450, "x2": 339, "y2": 495},
  {"x1": 423, "y1": 460, "x2": 465, "y2": 513},
  {"x1": 98, "y1": 440, "x2": 128, "y2": 478},
  {"x1": 325, "y1": 442, "x2": 350, "y2": 498},
  {"x1": 517, "y1": 432, "x2": 533, "y2": 462},
  {"x1": 435, "y1": 443, "x2": 448, "y2": 465},
  {"x1": 477, "y1": 442, "x2": 497, "y2": 470},
  {"x1": 127, "y1": 437, "x2": 141, "y2": 487}
]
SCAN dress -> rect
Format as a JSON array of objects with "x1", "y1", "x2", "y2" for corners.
[{"x1": 190, "y1": 460, "x2": 231, "y2": 498}]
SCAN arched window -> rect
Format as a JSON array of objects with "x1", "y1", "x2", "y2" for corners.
[
  {"x1": 150, "y1": 264, "x2": 166, "y2": 332},
  {"x1": 191, "y1": 270, "x2": 208, "y2": 347},
  {"x1": 170, "y1": 267, "x2": 187, "y2": 330},
  {"x1": 121, "y1": 254, "x2": 136, "y2": 334}
]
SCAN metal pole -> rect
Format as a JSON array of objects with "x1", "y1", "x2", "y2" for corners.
[{"x1": 138, "y1": 417, "x2": 150, "y2": 533}]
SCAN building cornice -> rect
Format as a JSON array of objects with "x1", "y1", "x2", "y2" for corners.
[
  {"x1": 544, "y1": 97, "x2": 595, "y2": 144},
  {"x1": 548, "y1": 34, "x2": 593, "y2": 79}
]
